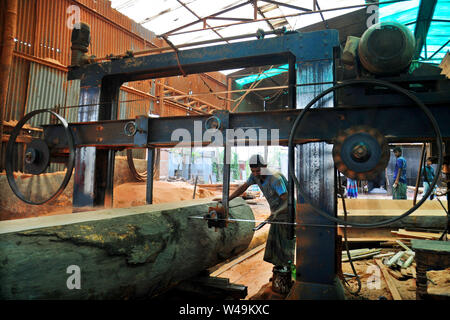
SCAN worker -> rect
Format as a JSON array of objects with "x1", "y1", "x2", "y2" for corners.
[
  {"x1": 422, "y1": 157, "x2": 436, "y2": 200},
  {"x1": 346, "y1": 178, "x2": 358, "y2": 198},
  {"x1": 214, "y1": 154, "x2": 295, "y2": 293},
  {"x1": 392, "y1": 147, "x2": 407, "y2": 199}
]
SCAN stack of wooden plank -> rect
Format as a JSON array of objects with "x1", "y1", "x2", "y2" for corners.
[{"x1": 391, "y1": 229, "x2": 443, "y2": 240}]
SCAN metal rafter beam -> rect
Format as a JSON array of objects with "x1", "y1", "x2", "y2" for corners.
[
  {"x1": 205, "y1": 16, "x2": 254, "y2": 22},
  {"x1": 176, "y1": 0, "x2": 228, "y2": 43},
  {"x1": 162, "y1": 0, "x2": 252, "y2": 36},
  {"x1": 260, "y1": 0, "x2": 312, "y2": 12},
  {"x1": 164, "y1": 0, "x2": 410, "y2": 38},
  {"x1": 428, "y1": 39, "x2": 450, "y2": 60},
  {"x1": 414, "y1": 0, "x2": 438, "y2": 59},
  {"x1": 253, "y1": 0, "x2": 276, "y2": 31},
  {"x1": 314, "y1": 0, "x2": 329, "y2": 29}
]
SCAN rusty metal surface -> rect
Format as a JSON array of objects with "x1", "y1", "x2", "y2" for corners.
[
  {"x1": 2, "y1": 0, "x2": 228, "y2": 171},
  {"x1": 5, "y1": 0, "x2": 226, "y2": 123},
  {"x1": 26, "y1": 63, "x2": 68, "y2": 126},
  {"x1": 0, "y1": 0, "x2": 18, "y2": 173}
]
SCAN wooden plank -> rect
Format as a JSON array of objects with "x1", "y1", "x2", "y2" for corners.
[
  {"x1": 210, "y1": 244, "x2": 266, "y2": 277},
  {"x1": 375, "y1": 259, "x2": 403, "y2": 300},
  {"x1": 391, "y1": 229, "x2": 442, "y2": 240}
]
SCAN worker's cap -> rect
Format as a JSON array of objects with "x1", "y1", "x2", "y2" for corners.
[{"x1": 249, "y1": 154, "x2": 267, "y2": 168}]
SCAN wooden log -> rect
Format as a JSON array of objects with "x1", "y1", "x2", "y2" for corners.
[{"x1": 0, "y1": 198, "x2": 255, "y2": 299}]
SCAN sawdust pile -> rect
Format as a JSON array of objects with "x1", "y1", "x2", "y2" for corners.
[
  {"x1": 0, "y1": 173, "x2": 220, "y2": 220},
  {"x1": 342, "y1": 258, "x2": 450, "y2": 300},
  {"x1": 113, "y1": 181, "x2": 218, "y2": 207}
]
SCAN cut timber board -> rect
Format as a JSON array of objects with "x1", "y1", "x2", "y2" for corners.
[
  {"x1": 375, "y1": 259, "x2": 403, "y2": 300},
  {"x1": 391, "y1": 229, "x2": 442, "y2": 240}
]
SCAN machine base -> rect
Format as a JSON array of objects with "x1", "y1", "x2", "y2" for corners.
[{"x1": 286, "y1": 276, "x2": 346, "y2": 300}]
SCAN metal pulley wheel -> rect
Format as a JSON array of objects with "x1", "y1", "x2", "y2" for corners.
[
  {"x1": 288, "y1": 79, "x2": 443, "y2": 228},
  {"x1": 5, "y1": 109, "x2": 75, "y2": 205},
  {"x1": 333, "y1": 126, "x2": 389, "y2": 180},
  {"x1": 126, "y1": 148, "x2": 159, "y2": 182}
]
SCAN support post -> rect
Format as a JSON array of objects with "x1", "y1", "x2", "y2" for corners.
[
  {"x1": 223, "y1": 145, "x2": 231, "y2": 216},
  {"x1": 146, "y1": 148, "x2": 155, "y2": 204},
  {"x1": 288, "y1": 54, "x2": 296, "y2": 240},
  {"x1": 288, "y1": 58, "x2": 344, "y2": 300},
  {"x1": 71, "y1": 24, "x2": 121, "y2": 209},
  {"x1": 413, "y1": 143, "x2": 426, "y2": 205}
]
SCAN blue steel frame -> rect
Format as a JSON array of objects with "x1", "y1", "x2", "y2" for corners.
[{"x1": 68, "y1": 29, "x2": 342, "y2": 298}]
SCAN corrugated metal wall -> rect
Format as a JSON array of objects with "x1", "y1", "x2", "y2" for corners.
[
  {"x1": 4, "y1": 0, "x2": 228, "y2": 122},
  {"x1": 5, "y1": 56, "x2": 29, "y2": 122},
  {"x1": 27, "y1": 62, "x2": 67, "y2": 126},
  {"x1": 1, "y1": 0, "x2": 228, "y2": 171}
]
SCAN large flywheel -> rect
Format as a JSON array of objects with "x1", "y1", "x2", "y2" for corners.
[{"x1": 5, "y1": 109, "x2": 75, "y2": 205}]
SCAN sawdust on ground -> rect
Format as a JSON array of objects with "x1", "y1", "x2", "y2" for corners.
[
  {"x1": 113, "y1": 180, "x2": 218, "y2": 207},
  {"x1": 340, "y1": 254, "x2": 449, "y2": 300},
  {"x1": 221, "y1": 246, "x2": 450, "y2": 300},
  {"x1": 0, "y1": 179, "x2": 221, "y2": 220}
]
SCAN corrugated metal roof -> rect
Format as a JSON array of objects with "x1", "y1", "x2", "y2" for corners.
[
  {"x1": 380, "y1": 0, "x2": 450, "y2": 64},
  {"x1": 110, "y1": 0, "x2": 369, "y2": 45},
  {"x1": 110, "y1": 0, "x2": 449, "y2": 69}
]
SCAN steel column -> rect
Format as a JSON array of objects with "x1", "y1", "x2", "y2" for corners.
[
  {"x1": 288, "y1": 54, "x2": 296, "y2": 240},
  {"x1": 73, "y1": 78, "x2": 121, "y2": 208},
  {"x1": 223, "y1": 145, "x2": 231, "y2": 216},
  {"x1": 146, "y1": 148, "x2": 155, "y2": 204},
  {"x1": 73, "y1": 86, "x2": 101, "y2": 208},
  {"x1": 288, "y1": 58, "x2": 344, "y2": 299}
]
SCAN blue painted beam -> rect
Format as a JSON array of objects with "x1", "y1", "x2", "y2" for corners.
[
  {"x1": 68, "y1": 30, "x2": 339, "y2": 85},
  {"x1": 414, "y1": 0, "x2": 438, "y2": 59}
]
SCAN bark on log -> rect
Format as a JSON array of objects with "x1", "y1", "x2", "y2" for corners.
[{"x1": 0, "y1": 198, "x2": 254, "y2": 299}]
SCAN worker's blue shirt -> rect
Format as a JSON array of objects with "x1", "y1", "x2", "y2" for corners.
[
  {"x1": 246, "y1": 171, "x2": 288, "y2": 212},
  {"x1": 422, "y1": 165, "x2": 435, "y2": 183},
  {"x1": 394, "y1": 156, "x2": 407, "y2": 184}
]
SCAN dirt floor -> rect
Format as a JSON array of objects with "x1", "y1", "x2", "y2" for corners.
[
  {"x1": 222, "y1": 246, "x2": 450, "y2": 300},
  {"x1": 0, "y1": 176, "x2": 221, "y2": 220},
  {"x1": 341, "y1": 258, "x2": 450, "y2": 300}
]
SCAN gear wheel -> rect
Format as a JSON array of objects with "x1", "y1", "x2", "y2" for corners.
[{"x1": 332, "y1": 126, "x2": 389, "y2": 180}]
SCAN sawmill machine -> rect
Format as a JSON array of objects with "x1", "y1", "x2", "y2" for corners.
[{"x1": 4, "y1": 21, "x2": 450, "y2": 299}]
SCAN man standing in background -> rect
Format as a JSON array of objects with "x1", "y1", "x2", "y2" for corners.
[
  {"x1": 422, "y1": 157, "x2": 436, "y2": 200},
  {"x1": 393, "y1": 147, "x2": 407, "y2": 199}
]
